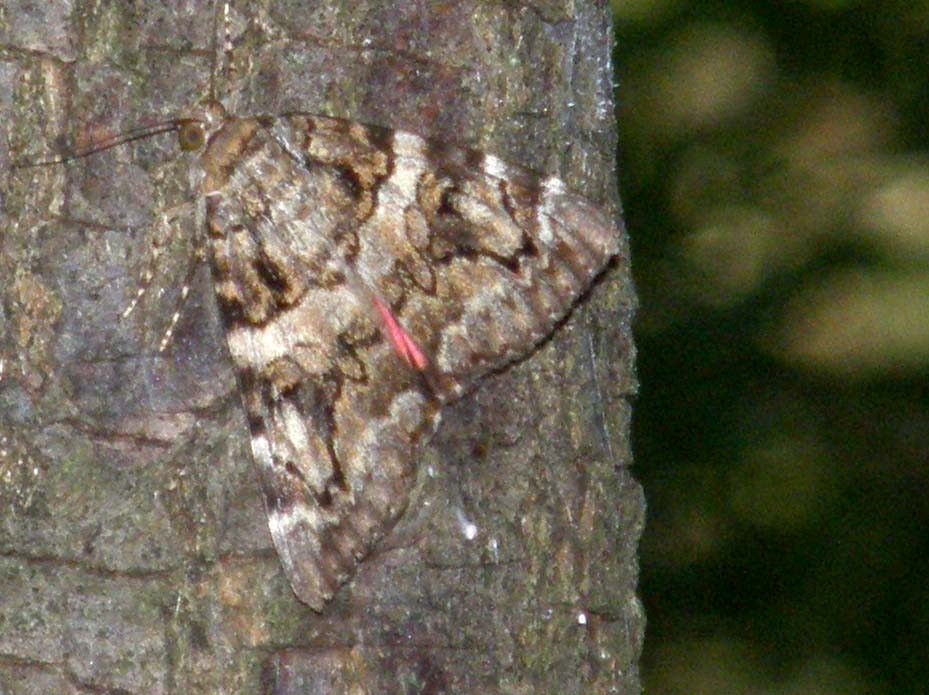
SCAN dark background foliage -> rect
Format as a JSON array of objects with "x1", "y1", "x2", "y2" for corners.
[{"x1": 615, "y1": 1, "x2": 929, "y2": 693}]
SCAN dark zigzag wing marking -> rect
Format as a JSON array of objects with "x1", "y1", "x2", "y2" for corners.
[{"x1": 194, "y1": 107, "x2": 617, "y2": 609}]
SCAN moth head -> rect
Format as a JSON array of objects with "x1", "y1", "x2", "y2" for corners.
[
  {"x1": 177, "y1": 121, "x2": 206, "y2": 151},
  {"x1": 175, "y1": 100, "x2": 227, "y2": 153}
]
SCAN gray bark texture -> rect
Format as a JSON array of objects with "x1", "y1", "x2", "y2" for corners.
[{"x1": 0, "y1": 1, "x2": 642, "y2": 693}]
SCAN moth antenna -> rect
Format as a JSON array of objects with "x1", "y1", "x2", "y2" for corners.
[
  {"x1": 158, "y1": 285, "x2": 190, "y2": 353},
  {"x1": 158, "y1": 242, "x2": 207, "y2": 352},
  {"x1": 120, "y1": 212, "x2": 175, "y2": 321},
  {"x1": 12, "y1": 121, "x2": 180, "y2": 169}
]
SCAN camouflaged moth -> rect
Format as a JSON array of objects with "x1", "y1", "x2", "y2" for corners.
[
  {"x1": 177, "y1": 100, "x2": 619, "y2": 609},
  {"x1": 17, "y1": 12, "x2": 619, "y2": 611}
]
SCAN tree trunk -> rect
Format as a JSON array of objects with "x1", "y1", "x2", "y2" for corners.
[{"x1": 0, "y1": 1, "x2": 641, "y2": 693}]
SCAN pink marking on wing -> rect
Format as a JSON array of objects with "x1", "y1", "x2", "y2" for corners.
[{"x1": 373, "y1": 296, "x2": 429, "y2": 371}]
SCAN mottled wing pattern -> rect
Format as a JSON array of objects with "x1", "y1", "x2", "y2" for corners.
[
  {"x1": 270, "y1": 114, "x2": 620, "y2": 400},
  {"x1": 196, "y1": 109, "x2": 617, "y2": 609}
]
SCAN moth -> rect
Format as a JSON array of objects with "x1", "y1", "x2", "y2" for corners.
[
  {"x1": 31, "y1": 94, "x2": 619, "y2": 610},
  {"x1": 197, "y1": 101, "x2": 620, "y2": 608}
]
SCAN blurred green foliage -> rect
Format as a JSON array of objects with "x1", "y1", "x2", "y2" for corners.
[{"x1": 613, "y1": 1, "x2": 929, "y2": 693}]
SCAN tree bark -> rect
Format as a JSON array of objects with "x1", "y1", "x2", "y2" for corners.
[{"x1": 0, "y1": 1, "x2": 641, "y2": 693}]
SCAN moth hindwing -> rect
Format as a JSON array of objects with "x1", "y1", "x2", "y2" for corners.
[{"x1": 90, "y1": 99, "x2": 621, "y2": 610}]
